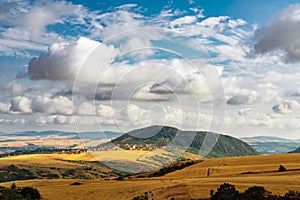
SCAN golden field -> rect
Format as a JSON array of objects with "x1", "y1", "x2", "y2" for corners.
[{"x1": 0, "y1": 153, "x2": 300, "y2": 199}]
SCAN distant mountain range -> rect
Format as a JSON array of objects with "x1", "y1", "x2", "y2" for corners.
[
  {"x1": 109, "y1": 126, "x2": 258, "y2": 158},
  {"x1": 0, "y1": 131, "x2": 122, "y2": 154},
  {"x1": 240, "y1": 136, "x2": 300, "y2": 154},
  {"x1": 3, "y1": 129, "x2": 299, "y2": 156},
  {"x1": 0, "y1": 130, "x2": 122, "y2": 141}
]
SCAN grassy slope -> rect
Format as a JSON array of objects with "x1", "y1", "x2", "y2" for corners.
[{"x1": 1, "y1": 153, "x2": 300, "y2": 200}]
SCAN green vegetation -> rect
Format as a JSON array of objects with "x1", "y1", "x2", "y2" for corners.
[
  {"x1": 147, "y1": 160, "x2": 198, "y2": 177},
  {"x1": 111, "y1": 125, "x2": 258, "y2": 158},
  {"x1": 0, "y1": 183, "x2": 41, "y2": 200},
  {"x1": 0, "y1": 165, "x2": 37, "y2": 182},
  {"x1": 0, "y1": 161, "x2": 129, "y2": 183},
  {"x1": 210, "y1": 183, "x2": 300, "y2": 200},
  {"x1": 132, "y1": 192, "x2": 149, "y2": 200},
  {"x1": 279, "y1": 165, "x2": 286, "y2": 172}
]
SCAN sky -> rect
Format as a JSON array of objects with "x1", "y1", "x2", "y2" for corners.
[{"x1": 0, "y1": 0, "x2": 300, "y2": 139}]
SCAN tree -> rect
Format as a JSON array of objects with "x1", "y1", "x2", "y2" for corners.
[
  {"x1": 20, "y1": 187, "x2": 41, "y2": 200},
  {"x1": 0, "y1": 184, "x2": 41, "y2": 200},
  {"x1": 210, "y1": 183, "x2": 240, "y2": 200},
  {"x1": 283, "y1": 190, "x2": 300, "y2": 200},
  {"x1": 242, "y1": 186, "x2": 274, "y2": 200}
]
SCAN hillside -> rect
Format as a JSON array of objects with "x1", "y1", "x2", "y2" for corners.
[
  {"x1": 111, "y1": 125, "x2": 258, "y2": 158},
  {"x1": 0, "y1": 153, "x2": 128, "y2": 183},
  {"x1": 289, "y1": 147, "x2": 300, "y2": 153}
]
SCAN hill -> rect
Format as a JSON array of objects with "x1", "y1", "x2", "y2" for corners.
[
  {"x1": 0, "y1": 153, "x2": 128, "y2": 183},
  {"x1": 111, "y1": 125, "x2": 258, "y2": 158},
  {"x1": 241, "y1": 136, "x2": 300, "y2": 154},
  {"x1": 289, "y1": 146, "x2": 300, "y2": 153}
]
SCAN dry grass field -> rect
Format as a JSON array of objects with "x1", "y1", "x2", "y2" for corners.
[{"x1": 0, "y1": 153, "x2": 300, "y2": 199}]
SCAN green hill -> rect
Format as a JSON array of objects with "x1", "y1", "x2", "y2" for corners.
[{"x1": 111, "y1": 126, "x2": 258, "y2": 158}]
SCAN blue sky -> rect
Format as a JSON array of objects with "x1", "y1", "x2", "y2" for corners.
[{"x1": 0, "y1": 0, "x2": 300, "y2": 139}]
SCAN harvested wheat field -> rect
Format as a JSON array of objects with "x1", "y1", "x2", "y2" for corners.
[{"x1": 0, "y1": 153, "x2": 300, "y2": 199}]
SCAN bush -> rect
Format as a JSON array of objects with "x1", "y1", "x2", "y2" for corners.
[
  {"x1": 283, "y1": 190, "x2": 300, "y2": 200},
  {"x1": 20, "y1": 187, "x2": 41, "y2": 200},
  {"x1": 210, "y1": 183, "x2": 240, "y2": 200},
  {"x1": 242, "y1": 186, "x2": 274, "y2": 200},
  {"x1": 279, "y1": 165, "x2": 286, "y2": 172},
  {"x1": 0, "y1": 183, "x2": 41, "y2": 200},
  {"x1": 210, "y1": 183, "x2": 300, "y2": 200},
  {"x1": 132, "y1": 193, "x2": 148, "y2": 200},
  {"x1": 70, "y1": 182, "x2": 82, "y2": 185}
]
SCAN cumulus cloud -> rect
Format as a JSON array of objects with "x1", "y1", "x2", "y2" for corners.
[
  {"x1": 0, "y1": 95, "x2": 73, "y2": 115},
  {"x1": 0, "y1": 103, "x2": 10, "y2": 114},
  {"x1": 31, "y1": 95, "x2": 73, "y2": 115},
  {"x1": 28, "y1": 37, "x2": 119, "y2": 82},
  {"x1": 227, "y1": 90, "x2": 257, "y2": 105},
  {"x1": 36, "y1": 115, "x2": 74, "y2": 125},
  {"x1": 272, "y1": 100, "x2": 300, "y2": 114},
  {"x1": 255, "y1": 4, "x2": 300, "y2": 62},
  {"x1": 10, "y1": 96, "x2": 32, "y2": 114}
]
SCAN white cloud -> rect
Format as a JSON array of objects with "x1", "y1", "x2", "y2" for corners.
[
  {"x1": 0, "y1": 103, "x2": 10, "y2": 114},
  {"x1": 31, "y1": 95, "x2": 73, "y2": 115},
  {"x1": 170, "y1": 15, "x2": 197, "y2": 27},
  {"x1": 36, "y1": 115, "x2": 73, "y2": 125},
  {"x1": 10, "y1": 96, "x2": 32, "y2": 114},
  {"x1": 28, "y1": 37, "x2": 119, "y2": 82},
  {"x1": 0, "y1": 94, "x2": 73, "y2": 115},
  {"x1": 0, "y1": 1, "x2": 90, "y2": 57},
  {"x1": 190, "y1": 8, "x2": 204, "y2": 18},
  {"x1": 0, "y1": 118, "x2": 25, "y2": 125},
  {"x1": 77, "y1": 102, "x2": 95, "y2": 116},
  {"x1": 96, "y1": 104, "x2": 115, "y2": 119},
  {"x1": 255, "y1": 4, "x2": 300, "y2": 62},
  {"x1": 272, "y1": 100, "x2": 300, "y2": 114},
  {"x1": 12, "y1": 1, "x2": 85, "y2": 40},
  {"x1": 227, "y1": 89, "x2": 257, "y2": 105}
]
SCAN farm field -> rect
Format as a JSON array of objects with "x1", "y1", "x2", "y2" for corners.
[{"x1": 1, "y1": 153, "x2": 300, "y2": 199}]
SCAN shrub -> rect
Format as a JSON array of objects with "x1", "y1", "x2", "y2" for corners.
[
  {"x1": 283, "y1": 190, "x2": 300, "y2": 200},
  {"x1": 210, "y1": 183, "x2": 300, "y2": 200},
  {"x1": 20, "y1": 187, "x2": 41, "y2": 200},
  {"x1": 70, "y1": 182, "x2": 82, "y2": 185},
  {"x1": 0, "y1": 184, "x2": 41, "y2": 200},
  {"x1": 279, "y1": 165, "x2": 286, "y2": 172},
  {"x1": 210, "y1": 183, "x2": 240, "y2": 200},
  {"x1": 242, "y1": 186, "x2": 273, "y2": 200},
  {"x1": 132, "y1": 193, "x2": 148, "y2": 200}
]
